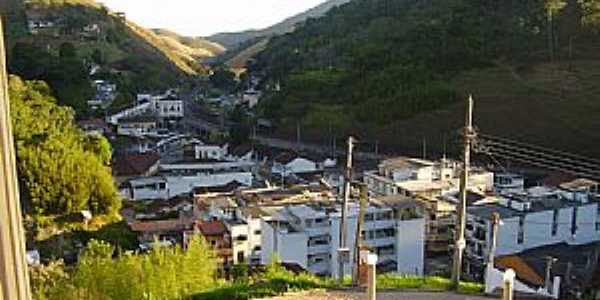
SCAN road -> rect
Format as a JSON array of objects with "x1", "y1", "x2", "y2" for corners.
[
  {"x1": 257, "y1": 290, "x2": 494, "y2": 300},
  {"x1": 253, "y1": 136, "x2": 387, "y2": 161}
]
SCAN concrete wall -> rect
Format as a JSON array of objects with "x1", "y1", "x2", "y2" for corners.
[{"x1": 396, "y1": 218, "x2": 426, "y2": 275}]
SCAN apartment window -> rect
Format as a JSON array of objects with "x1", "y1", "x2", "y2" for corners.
[
  {"x1": 552, "y1": 209, "x2": 559, "y2": 236},
  {"x1": 517, "y1": 216, "x2": 525, "y2": 244},
  {"x1": 571, "y1": 207, "x2": 578, "y2": 236},
  {"x1": 596, "y1": 205, "x2": 600, "y2": 231},
  {"x1": 365, "y1": 213, "x2": 374, "y2": 222},
  {"x1": 254, "y1": 230, "x2": 261, "y2": 235}
]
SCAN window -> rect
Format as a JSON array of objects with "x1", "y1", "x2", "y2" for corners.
[
  {"x1": 596, "y1": 204, "x2": 600, "y2": 231},
  {"x1": 254, "y1": 230, "x2": 261, "y2": 235},
  {"x1": 517, "y1": 217, "x2": 525, "y2": 244},
  {"x1": 571, "y1": 207, "x2": 578, "y2": 236},
  {"x1": 237, "y1": 251, "x2": 245, "y2": 263},
  {"x1": 552, "y1": 209, "x2": 559, "y2": 236},
  {"x1": 253, "y1": 246, "x2": 261, "y2": 252}
]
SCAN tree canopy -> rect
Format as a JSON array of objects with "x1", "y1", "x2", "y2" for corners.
[{"x1": 8, "y1": 75, "x2": 120, "y2": 216}]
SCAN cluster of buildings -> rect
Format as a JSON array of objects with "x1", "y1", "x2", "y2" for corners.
[{"x1": 107, "y1": 90, "x2": 184, "y2": 137}]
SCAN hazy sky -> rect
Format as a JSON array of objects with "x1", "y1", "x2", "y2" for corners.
[{"x1": 99, "y1": 0, "x2": 329, "y2": 37}]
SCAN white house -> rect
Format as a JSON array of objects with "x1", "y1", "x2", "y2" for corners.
[
  {"x1": 271, "y1": 152, "x2": 321, "y2": 177},
  {"x1": 260, "y1": 196, "x2": 426, "y2": 278},
  {"x1": 124, "y1": 173, "x2": 253, "y2": 201}
]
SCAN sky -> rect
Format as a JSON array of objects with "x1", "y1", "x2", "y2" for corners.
[{"x1": 99, "y1": 0, "x2": 329, "y2": 37}]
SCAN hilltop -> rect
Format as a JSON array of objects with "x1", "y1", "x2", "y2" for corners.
[
  {"x1": 1, "y1": 0, "x2": 210, "y2": 115},
  {"x1": 207, "y1": 0, "x2": 351, "y2": 68},
  {"x1": 152, "y1": 28, "x2": 226, "y2": 61},
  {"x1": 253, "y1": 0, "x2": 600, "y2": 159}
]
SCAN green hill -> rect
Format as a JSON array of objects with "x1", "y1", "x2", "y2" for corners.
[
  {"x1": 152, "y1": 28, "x2": 225, "y2": 59},
  {"x1": 1, "y1": 0, "x2": 208, "y2": 116},
  {"x1": 207, "y1": 0, "x2": 351, "y2": 68},
  {"x1": 253, "y1": 0, "x2": 600, "y2": 158}
]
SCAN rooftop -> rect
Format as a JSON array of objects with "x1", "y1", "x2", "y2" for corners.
[
  {"x1": 197, "y1": 220, "x2": 228, "y2": 236},
  {"x1": 113, "y1": 152, "x2": 160, "y2": 177},
  {"x1": 380, "y1": 157, "x2": 435, "y2": 170}
]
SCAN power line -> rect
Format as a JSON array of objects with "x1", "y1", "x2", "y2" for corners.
[
  {"x1": 478, "y1": 133, "x2": 600, "y2": 165},
  {"x1": 477, "y1": 139, "x2": 600, "y2": 175}
]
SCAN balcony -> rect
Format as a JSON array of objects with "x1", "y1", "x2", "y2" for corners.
[
  {"x1": 364, "y1": 219, "x2": 396, "y2": 230},
  {"x1": 367, "y1": 236, "x2": 396, "y2": 247},
  {"x1": 307, "y1": 243, "x2": 330, "y2": 255},
  {"x1": 305, "y1": 225, "x2": 330, "y2": 236}
]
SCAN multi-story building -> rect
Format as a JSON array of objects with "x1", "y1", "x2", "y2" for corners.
[
  {"x1": 123, "y1": 172, "x2": 253, "y2": 201},
  {"x1": 364, "y1": 157, "x2": 494, "y2": 254},
  {"x1": 465, "y1": 180, "x2": 600, "y2": 280},
  {"x1": 260, "y1": 195, "x2": 426, "y2": 278}
]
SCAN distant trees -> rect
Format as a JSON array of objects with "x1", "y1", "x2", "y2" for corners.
[
  {"x1": 210, "y1": 68, "x2": 237, "y2": 91},
  {"x1": 30, "y1": 237, "x2": 217, "y2": 300},
  {"x1": 8, "y1": 76, "x2": 120, "y2": 216},
  {"x1": 254, "y1": 0, "x2": 600, "y2": 131}
]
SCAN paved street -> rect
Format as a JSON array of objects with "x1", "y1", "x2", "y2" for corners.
[{"x1": 257, "y1": 290, "x2": 495, "y2": 300}]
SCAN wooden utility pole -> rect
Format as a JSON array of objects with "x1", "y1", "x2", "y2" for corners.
[
  {"x1": 338, "y1": 136, "x2": 355, "y2": 281},
  {"x1": 0, "y1": 18, "x2": 32, "y2": 300},
  {"x1": 352, "y1": 183, "x2": 368, "y2": 285},
  {"x1": 451, "y1": 95, "x2": 475, "y2": 288}
]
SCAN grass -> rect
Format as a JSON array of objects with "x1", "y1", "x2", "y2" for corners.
[
  {"x1": 193, "y1": 263, "x2": 483, "y2": 300},
  {"x1": 377, "y1": 274, "x2": 483, "y2": 295},
  {"x1": 193, "y1": 266, "x2": 337, "y2": 300}
]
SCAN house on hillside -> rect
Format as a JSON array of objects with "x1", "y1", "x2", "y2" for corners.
[
  {"x1": 112, "y1": 152, "x2": 160, "y2": 184},
  {"x1": 88, "y1": 80, "x2": 117, "y2": 109},
  {"x1": 194, "y1": 220, "x2": 233, "y2": 266},
  {"x1": 78, "y1": 118, "x2": 112, "y2": 137},
  {"x1": 271, "y1": 152, "x2": 322, "y2": 178},
  {"x1": 116, "y1": 114, "x2": 160, "y2": 137},
  {"x1": 485, "y1": 242, "x2": 600, "y2": 299}
]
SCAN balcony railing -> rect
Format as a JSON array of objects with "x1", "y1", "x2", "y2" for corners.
[{"x1": 307, "y1": 244, "x2": 330, "y2": 255}]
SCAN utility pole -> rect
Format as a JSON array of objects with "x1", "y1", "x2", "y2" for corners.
[
  {"x1": 338, "y1": 136, "x2": 355, "y2": 281},
  {"x1": 422, "y1": 138, "x2": 427, "y2": 160},
  {"x1": 451, "y1": 95, "x2": 475, "y2": 288},
  {"x1": 353, "y1": 183, "x2": 368, "y2": 285},
  {"x1": 487, "y1": 212, "x2": 500, "y2": 268},
  {"x1": 0, "y1": 18, "x2": 32, "y2": 300},
  {"x1": 545, "y1": 256, "x2": 557, "y2": 293},
  {"x1": 296, "y1": 121, "x2": 301, "y2": 150}
]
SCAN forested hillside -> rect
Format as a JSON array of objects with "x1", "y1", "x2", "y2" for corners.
[
  {"x1": 254, "y1": 0, "x2": 600, "y2": 158},
  {"x1": 1, "y1": 0, "x2": 206, "y2": 116}
]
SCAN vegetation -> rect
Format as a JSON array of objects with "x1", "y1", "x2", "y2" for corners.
[
  {"x1": 5, "y1": 0, "x2": 208, "y2": 117},
  {"x1": 193, "y1": 262, "x2": 335, "y2": 300},
  {"x1": 253, "y1": 0, "x2": 600, "y2": 157},
  {"x1": 377, "y1": 274, "x2": 483, "y2": 295},
  {"x1": 31, "y1": 237, "x2": 217, "y2": 300},
  {"x1": 8, "y1": 76, "x2": 120, "y2": 217}
]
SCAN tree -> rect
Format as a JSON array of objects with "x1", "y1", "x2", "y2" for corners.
[
  {"x1": 8, "y1": 76, "x2": 120, "y2": 216},
  {"x1": 209, "y1": 68, "x2": 237, "y2": 91},
  {"x1": 59, "y1": 42, "x2": 77, "y2": 59}
]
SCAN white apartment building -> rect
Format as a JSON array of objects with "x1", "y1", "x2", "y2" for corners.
[
  {"x1": 260, "y1": 196, "x2": 426, "y2": 278},
  {"x1": 364, "y1": 157, "x2": 494, "y2": 197},
  {"x1": 465, "y1": 180, "x2": 600, "y2": 279}
]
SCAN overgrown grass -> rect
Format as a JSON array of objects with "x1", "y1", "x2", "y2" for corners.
[
  {"x1": 194, "y1": 265, "x2": 484, "y2": 300},
  {"x1": 193, "y1": 264, "x2": 336, "y2": 300},
  {"x1": 377, "y1": 274, "x2": 483, "y2": 295}
]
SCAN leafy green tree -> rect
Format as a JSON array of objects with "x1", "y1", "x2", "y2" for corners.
[{"x1": 8, "y1": 76, "x2": 120, "y2": 216}]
